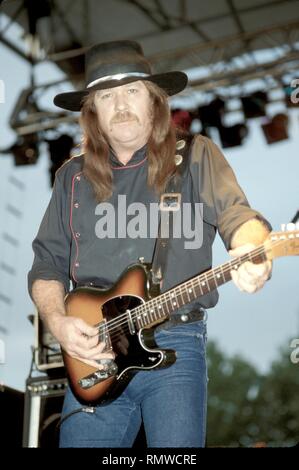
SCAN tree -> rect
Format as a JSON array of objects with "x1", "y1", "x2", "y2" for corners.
[
  {"x1": 253, "y1": 344, "x2": 299, "y2": 446},
  {"x1": 206, "y1": 339, "x2": 299, "y2": 447}
]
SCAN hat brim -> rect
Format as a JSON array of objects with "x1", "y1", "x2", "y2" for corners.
[{"x1": 54, "y1": 71, "x2": 188, "y2": 111}]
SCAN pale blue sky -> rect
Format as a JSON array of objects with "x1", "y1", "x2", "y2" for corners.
[{"x1": 0, "y1": 27, "x2": 298, "y2": 391}]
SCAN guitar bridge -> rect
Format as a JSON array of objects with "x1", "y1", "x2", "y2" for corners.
[
  {"x1": 79, "y1": 319, "x2": 118, "y2": 390},
  {"x1": 78, "y1": 359, "x2": 118, "y2": 389}
]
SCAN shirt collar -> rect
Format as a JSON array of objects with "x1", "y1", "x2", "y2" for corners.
[{"x1": 109, "y1": 144, "x2": 147, "y2": 168}]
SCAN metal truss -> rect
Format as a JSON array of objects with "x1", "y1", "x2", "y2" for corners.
[{"x1": 1, "y1": 0, "x2": 299, "y2": 133}]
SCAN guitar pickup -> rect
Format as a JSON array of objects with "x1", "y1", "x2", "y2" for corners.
[
  {"x1": 78, "y1": 359, "x2": 118, "y2": 389},
  {"x1": 126, "y1": 309, "x2": 136, "y2": 334}
]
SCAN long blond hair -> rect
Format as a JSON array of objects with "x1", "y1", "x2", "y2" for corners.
[{"x1": 79, "y1": 81, "x2": 177, "y2": 202}]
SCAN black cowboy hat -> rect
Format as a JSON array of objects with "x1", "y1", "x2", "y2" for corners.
[{"x1": 54, "y1": 40, "x2": 188, "y2": 112}]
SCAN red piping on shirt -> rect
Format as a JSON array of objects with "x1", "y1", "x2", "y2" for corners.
[{"x1": 111, "y1": 155, "x2": 147, "y2": 170}]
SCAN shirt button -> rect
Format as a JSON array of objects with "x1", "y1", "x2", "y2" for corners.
[
  {"x1": 76, "y1": 175, "x2": 81, "y2": 181},
  {"x1": 75, "y1": 262, "x2": 80, "y2": 267},
  {"x1": 75, "y1": 232, "x2": 80, "y2": 238},
  {"x1": 74, "y1": 202, "x2": 79, "y2": 208}
]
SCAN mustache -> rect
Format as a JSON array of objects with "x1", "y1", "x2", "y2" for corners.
[{"x1": 111, "y1": 111, "x2": 139, "y2": 124}]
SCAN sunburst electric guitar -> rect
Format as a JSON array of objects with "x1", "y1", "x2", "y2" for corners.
[{"x1": 62, "y1": 230, "x2": 299, "y2": 405}]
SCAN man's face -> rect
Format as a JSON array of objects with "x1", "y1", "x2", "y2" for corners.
[{"x1": 94, "y1": 80, "x2": 153, "y2": 149}]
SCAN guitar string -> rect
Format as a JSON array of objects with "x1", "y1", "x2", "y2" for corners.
[
  {"x1": 89, "y1": 235, "x2": 296, "y2": 343},
  {"x1": 101, "y1": 254, "x2": 261, "y2": 343},
  {"x1": 96, "y1": 236, "x2": 296, "y2": 342},
  {"x1": 98, "y1": 243, "x2": 269, "y2": 339}
]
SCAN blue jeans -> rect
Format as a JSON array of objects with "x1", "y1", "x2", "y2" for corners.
[{"x1": 59, "y1": 319, "x2": 208, "y2": 448}]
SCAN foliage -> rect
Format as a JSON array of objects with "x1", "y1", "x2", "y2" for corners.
[{"x1": 206, "y1": 340, "x2": 299, "y2": 447}]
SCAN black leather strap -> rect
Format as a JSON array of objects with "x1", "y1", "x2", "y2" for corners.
[
  {"x1": 151, "y1": 135, "x2": 193, "y2": 284},
  {"x1": 155, "y1": 308, "x2": 206, "y2": 333}
]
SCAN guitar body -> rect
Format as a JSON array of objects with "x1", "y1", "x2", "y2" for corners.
[
  {"x1": 63, "y1": 263, "x2": 176, "y2": 405},
  {"x1": 62, "y1": 229, "x2": 299, "y2": 405}
]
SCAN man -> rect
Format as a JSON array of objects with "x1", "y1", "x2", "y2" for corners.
[{"x1": 28, "y1": 40, "x2": 272, "y2": 448}]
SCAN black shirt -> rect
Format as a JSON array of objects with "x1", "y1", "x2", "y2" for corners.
[{"x1": 28, "y1": 135, "x2": 270, "y2": 310}]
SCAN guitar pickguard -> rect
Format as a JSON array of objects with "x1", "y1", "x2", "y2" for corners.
[{"x1": 101, "y1": 295, "x2": 169, "y2": 371}]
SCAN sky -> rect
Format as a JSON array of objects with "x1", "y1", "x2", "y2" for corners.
[{"x1": 0, "y1": 20, "x2": 298, "y2": 392}]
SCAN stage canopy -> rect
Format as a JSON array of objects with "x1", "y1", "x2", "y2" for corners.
[{"x1": 1, "y1": 0, "x2": 299, "y2": 91}]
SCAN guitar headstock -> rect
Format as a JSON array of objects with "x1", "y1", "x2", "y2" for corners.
[{"x1": 265, "y1": 230, "x2": 299, "y2": 260}]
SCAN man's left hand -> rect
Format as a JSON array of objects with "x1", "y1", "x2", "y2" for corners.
[{"x1": 229, "y1": 243, "x2": 272, "y2": 293}]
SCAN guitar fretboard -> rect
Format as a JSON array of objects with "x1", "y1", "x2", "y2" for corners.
[{"x1": 132, "y1": 247, "x2": 267, "y2": 329}]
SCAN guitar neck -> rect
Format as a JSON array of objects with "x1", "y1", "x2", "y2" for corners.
[{"x1": 133, "y1": 245, "x2": 267, "y2": 329}]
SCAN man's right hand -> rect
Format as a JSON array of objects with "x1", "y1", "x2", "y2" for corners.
[
  {"x1": 31, "y1": 280, "x2": 114, "y2": 369},
  {"x1": 49, "y1": 314, "x2": 115, "y2": 369}
]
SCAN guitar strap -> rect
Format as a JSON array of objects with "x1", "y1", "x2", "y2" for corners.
[{"x1": 151, "y1": 134, "x2": 193, "y2": 284}]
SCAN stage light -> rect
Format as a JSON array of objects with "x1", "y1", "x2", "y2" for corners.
[
  {"x1": 171, "y1": 109, "x2": 193, "y2": 132},
  {"x1": 241, "y1": 91, "x2": 268, "y2": 118},
  {"x1": 218, "y1": 123, "x2": 248, "y2": 148},
  {"x1": 197, "y1": 97, "x2": 225, "y2": 131},
  {"x1": 10, "y1": 134, "x2": 39, "y2": 166},
  {"x1": 46, "y1": 134, "x2": 74, "y2": 186},
  {"x1": 261, "y1": 113, "x2": 289, "y2": 144}
]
